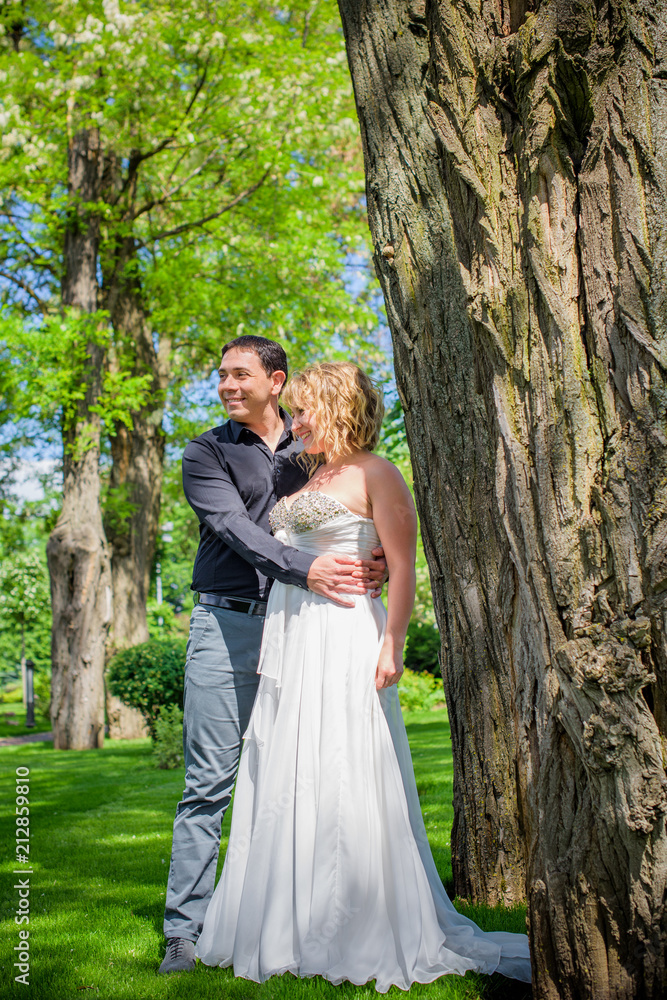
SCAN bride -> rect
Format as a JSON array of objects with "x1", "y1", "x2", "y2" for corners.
[{"x1": 195, "y1": 362, "x2": 531, "y2": 990}]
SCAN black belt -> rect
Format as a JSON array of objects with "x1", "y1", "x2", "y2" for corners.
[{"x1": 194, "y1": 592, "x2": 268, "y2": 616}]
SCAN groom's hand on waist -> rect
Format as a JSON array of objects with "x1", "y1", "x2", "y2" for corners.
[
  {"x1": 368, "y1": 546, "x2": 388, "y2": 599},
  {"x1": 307, "y1": 553, "x2": 381, "y2": 607}
]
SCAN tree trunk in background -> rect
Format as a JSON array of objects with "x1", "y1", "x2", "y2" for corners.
[
  {"x1": 339, "y1": 1, "x2": 667, "y2": 996},
  {"x1": 103, "y1": 233, "x2": 169, "y2": 739},
  {"x1": 47, "y1": 129, "x2": 111, "y2": 750}
]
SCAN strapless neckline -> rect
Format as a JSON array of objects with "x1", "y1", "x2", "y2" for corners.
[
  {"x1": 281, "y1": 492, "x2": 372, "y2": 521},
  {"x1": 269, "y1": 492, "x2": 373, "y2": 536}
]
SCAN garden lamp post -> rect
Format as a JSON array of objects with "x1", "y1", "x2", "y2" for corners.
[
  {"x1": 156, "y1": 522, "x2": 174, "y2": 628},
  {"x1": 25, "y1": 659, "x2": 34, "y2": 728}
]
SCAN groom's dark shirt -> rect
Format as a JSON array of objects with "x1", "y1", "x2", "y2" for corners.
[{"x1": 182, "y1": 410, "x2": 314, "y2": 601}]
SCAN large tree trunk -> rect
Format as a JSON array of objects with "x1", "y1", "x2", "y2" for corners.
[
  {"x1": 47, "y1": 129, "x2": 111, "y2": 750},
  {"x1": 102, "y1": 232, "x2": 169, "y2": 739},
  {"x1": 339, "y1": 1, "x2": 667, "y2": 997}
]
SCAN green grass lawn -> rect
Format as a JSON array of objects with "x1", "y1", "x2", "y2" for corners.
[{"x1": 0, "y1": 709, "x2": 531, "y2": 1000}]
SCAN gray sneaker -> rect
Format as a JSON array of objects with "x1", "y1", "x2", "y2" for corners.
[{"x1": 158, "y1": 937, "x2": 196, "y2": 973}]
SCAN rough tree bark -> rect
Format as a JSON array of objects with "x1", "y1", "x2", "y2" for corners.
[
  {"x1": 338, "y1": 1, "x2": 667, "y2": 997},
  {"x1": 102, "y1": 230, "x2": 169, "y2": 739},
  {"x1": 47, "y1": 129, "x2": 111, "y2": 750}
]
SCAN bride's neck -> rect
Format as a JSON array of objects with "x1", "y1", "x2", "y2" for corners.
[{"x1": 320, "y1": 448, "x2": 363, "y2": 469}]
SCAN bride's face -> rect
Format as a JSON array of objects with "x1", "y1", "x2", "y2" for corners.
[{"x1": 291, "y1": 406, "x2": 326, "y2": 455}]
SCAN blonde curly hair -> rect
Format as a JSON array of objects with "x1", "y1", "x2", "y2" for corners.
[{"x1": 284, "y1": 362, "x2": 384, "y2": 463}]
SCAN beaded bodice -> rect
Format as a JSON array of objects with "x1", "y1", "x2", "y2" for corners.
[
  {"x1": 269, "y1": 492, "x2": 357, "y2": 534},
  {"x1": 269, "y1": 491, "x2": 380, "y2": 567}
]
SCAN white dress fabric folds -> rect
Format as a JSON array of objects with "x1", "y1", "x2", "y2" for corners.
[{"x1": 195, "y1": 494, "x2": 531, "y2": 991}]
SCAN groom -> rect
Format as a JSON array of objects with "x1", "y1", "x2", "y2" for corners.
[{"x1": 159, "y1": 334, "x2": 386, "y2": 973}]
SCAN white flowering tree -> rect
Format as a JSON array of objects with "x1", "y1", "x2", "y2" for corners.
[{"x1": 0, "y1": 0, "x2": 374, "y2": 747}]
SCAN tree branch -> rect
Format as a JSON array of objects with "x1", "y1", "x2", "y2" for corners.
[
  {"x1": 131, "y1": 143, "x2": 228, "y2": 222},
  {"x1": 0, "y1": 270, "x2": 50, "y2": 314},
  {"x1": 302, "y1": 1, "x2": 320, "y2": 48},
  {"x1": 142, "y1": 167, "x2": 273, "y2": 244},
  {"x1": 183, "y1": 60, "x2": 209, "y2": 120},
  {"x1": 111, "y1": 137, "x2": 177, "y2": 206},
  {"x1": 112, "y1": 60, "x2": 210, "y2": 207},
  {"x1": 0, "y1": 245, "x2": 59, "y2": 280}
]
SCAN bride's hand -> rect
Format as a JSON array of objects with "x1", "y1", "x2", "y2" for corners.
[{"x1": 375, "y1": 643, "x2": 404, "y2": 690}]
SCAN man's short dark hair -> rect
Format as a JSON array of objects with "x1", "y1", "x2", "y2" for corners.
[{"x1": 221, "y1": 335, "x2": 288, "y2": 381}]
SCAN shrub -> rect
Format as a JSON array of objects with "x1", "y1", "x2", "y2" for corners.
[
  {"x1": 152, "y1": 705, "x2": 184, "y2": 770},
  {"x1": 398, "y1": 667, "x2": 445, "y2": 713},
  {"x1": 404, "y1": 620, "x2": 440, "y2": 676},
  {"x1": 34, "y1": 670, "x2": 51, "y2": 718},
  {"x1": 1, "y1": 682, "x2": 24, "y2": 705},
  {"x1": 107, "y1": 638, "x2": 187, "y2": 739},
  {"x1": 146, "y1": 599, "x2": 190, "y2": 640}
]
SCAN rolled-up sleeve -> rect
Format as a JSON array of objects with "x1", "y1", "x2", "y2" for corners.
[{"x1": 182, "y1": 438, "x2": 315, "y2": 590}]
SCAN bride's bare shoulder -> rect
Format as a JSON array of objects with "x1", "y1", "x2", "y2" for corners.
[{"x1": 362, "y1": 453, "x2": 410, "y2": 489}]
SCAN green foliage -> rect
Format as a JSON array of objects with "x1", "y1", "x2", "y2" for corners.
[
  {"x1": 398, "y1": 667, "x2": 446, "y2": 714},
  {"x1": 0, "y1": 462, "x2": 57, "y2": 687},
  {"x1": 0, "y1": 0, "x2": 380, "y2": 429},
  {"x1": 413, "y1": 555, "x2": 437, "y2": 627},
  {"x1": 0, "y1": 550, "x2": 48, "y2": 627},
  {"x1": 0, "y1": 550, "x2": 52, "y2": 678},
  {"x1": 0, "y1": 467, "x2": 61, "y2": 557},
  {"x1": 150, "y1": 459, "x2": 201, "y2": 612},
  {"x1": 377, "y1": 400, "x2": 436, "y2": 629},
  {"x1": 152, "y1": 704, "x2": 184, "y2": 770},
  {"x1": 0, "y1": 683, "x2": 23, "y2": 704},
  {"x1": 377, "y1": 398, "x2": 411, "y2": 465},
  {"x1": 405, "y1": 620, "x2": 441, "y2": 676},
  {"x1": 146, "y1": 598, "x2": 189, "y2": 639},
  {"x1": 0, "y1": 309, "x2": 132, "y2": 443},
  {"x1": 107, "y1": 638, "x2": 186, "y2": 739},
  {"x1": 102, "y1": 481, "x2": 138, "y2": 538},
  {"x1": 34, "y1": 667, "x2": 51, "y2": 717},
  {"x1": 91, "y1": 366, "x2": 155, "y2": 434}
]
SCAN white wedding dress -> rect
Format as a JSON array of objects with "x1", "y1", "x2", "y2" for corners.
[{"x1": 195, "y1": 494, "x2": 531, "y2": 990}]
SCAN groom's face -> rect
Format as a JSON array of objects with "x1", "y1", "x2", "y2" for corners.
[{"x1": 218, "y1": 348, "x2": 284, "y2": 424}]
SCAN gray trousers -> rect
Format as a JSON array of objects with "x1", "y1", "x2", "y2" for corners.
[{"x1": 163, "y1": 603, "x2": 265, "y2": 942}]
